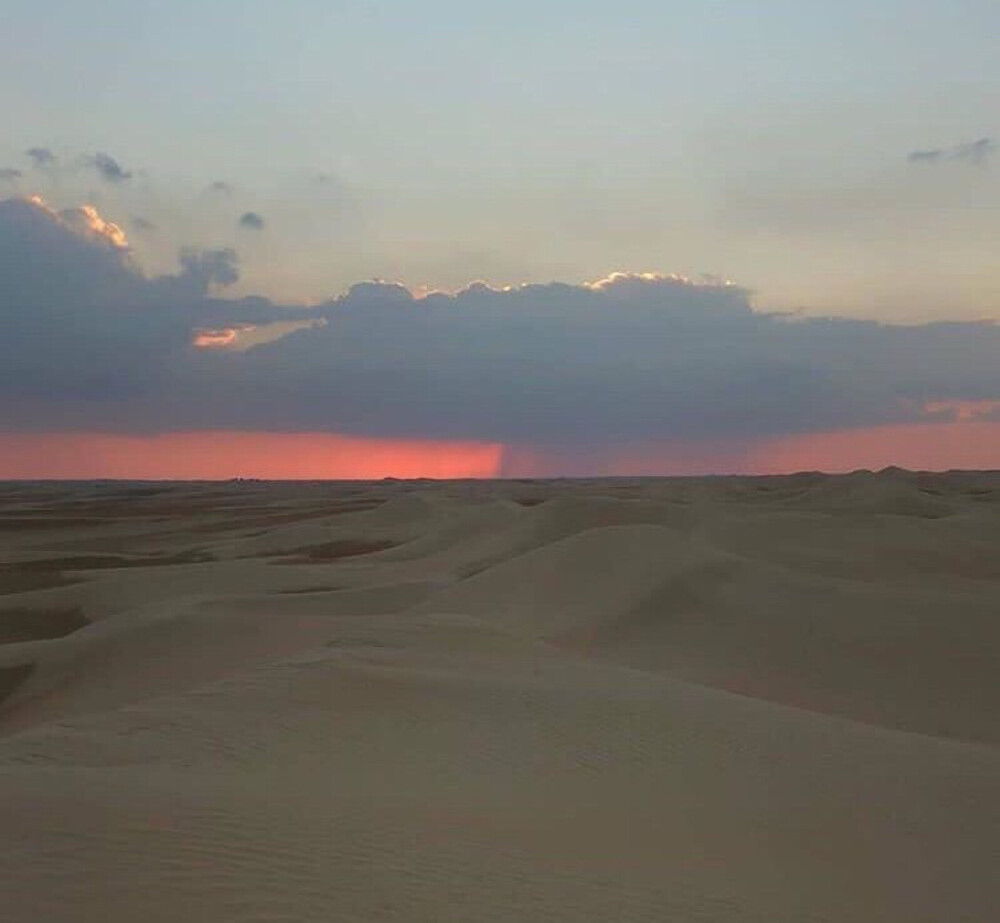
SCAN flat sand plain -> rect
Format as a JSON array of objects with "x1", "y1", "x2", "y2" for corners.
[{"x1": 1, "y1": 470, "x2": 998, "y2": 921}]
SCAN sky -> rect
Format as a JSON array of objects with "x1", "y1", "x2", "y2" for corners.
[{"x1": 1, "y1": 1, "x2": 998, "y2": 477}]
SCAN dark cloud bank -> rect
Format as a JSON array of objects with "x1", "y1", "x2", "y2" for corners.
[{"x1": 1, "y1": 195, "x2": 998, "y2": 448}]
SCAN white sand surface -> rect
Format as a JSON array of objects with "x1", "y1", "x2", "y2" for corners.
[{"x1": 1, "y1": 472, "x2": 998, "y2": 921}]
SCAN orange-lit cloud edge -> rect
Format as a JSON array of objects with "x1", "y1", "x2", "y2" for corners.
[
  {"x1": 1, "y1": 420, "x2": 998, "y2": 480},
  {"x1": 28, "y1": 195, "x2": 131, "y2": 251}
]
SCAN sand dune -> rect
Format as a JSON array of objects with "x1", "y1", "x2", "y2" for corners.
[{"x1": 1, "y1": 472, "x2": 998, "y2": 921}]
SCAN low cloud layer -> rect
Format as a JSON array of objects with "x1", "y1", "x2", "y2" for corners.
[{"x1": 2, "y1": 195, "x2": 999, "y2": 450}]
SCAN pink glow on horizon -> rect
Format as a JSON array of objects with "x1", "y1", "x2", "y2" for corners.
[
  {"x1": 0, "y1": 432, "x2": 503, "y2": 480},
  {"x1": 0, "y1": 421, "x2": 997, "y2": 480},
  {"x1": 744, "y1": 420, "x2": 1000, "y2": 474},
  {"x1": 501, "y1": 421, "x2": 1000, "y2": 477},
  {"x1": 921, "y1": 399, "x2": 1000, "y2": 421}
]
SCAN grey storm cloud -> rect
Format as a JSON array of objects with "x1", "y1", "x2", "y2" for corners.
[
  {"x1": 907, "y1": 137, "x2": 995, "y2": 165},
  {"x1": 239, "y1": 211, "x2": 265, "y2": 230},
  {"x1": 0, "y1": 197, "x2": 185, "y2": 418},
  {"x1": 0, "y1": 197, "x2": 280, "y2": 429},
  {"x1": 199, "y1": 278, "x2": 999, "y2": 446},
  {"x1": 89, "y1": 151, "x2": 133, "y2": 183},
  {"x1": 25, "y1": 147, "x2": 57, "y2": 168},
  {"x1": 0, "y1": 168, "x2": 22, "y2": 183},
  {"x1": 2, "y1": 194, "x2": 1000, "y2": 445}
]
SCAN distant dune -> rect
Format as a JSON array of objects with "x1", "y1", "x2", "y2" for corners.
[{"x1": 1, "y1": 472, "x2": 998, "y2": 922}]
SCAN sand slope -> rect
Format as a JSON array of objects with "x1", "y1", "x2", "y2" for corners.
[{"x1": 1, "y1": 473, "x2": 998, "y2": 922}]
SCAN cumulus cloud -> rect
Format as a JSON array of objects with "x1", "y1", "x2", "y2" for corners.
[
  {"x1": 177, "y1": 247, "x2": 240, "y2": 289},
  {"x1": 2, "y1": 194, "x2": 1000, "y2": 448},
  {"x1": 0, "y1": 197, "x2": 292, "y2": 428},
  {"x1": 25, "y1": 147, "x2": 56, "y2": 168},
  {"x1": 0, "y1": 196, "x2": 135, "y2": 301},
  {"x1": 0, "y1": 168, "x2": 22, "y2": 183},
  {"x1": 60, "y1": 204, "x2": 130, "y2": 249},
  {"x1": 89, "y1": 151, "x2": 133, "y2": 183},
  {"x1": 0, "y1": 197, "x2": 179, "y2": 418},
  {"x1": 907, "y1": 137, "x2": 995, "y2": 165},
  {"x1": 239, "y1": 211, "x2": 265, "y2": 230}
]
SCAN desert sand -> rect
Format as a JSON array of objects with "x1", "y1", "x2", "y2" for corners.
[{"x1": 1, "y1": 470, "x2": 998, "y2": 921}]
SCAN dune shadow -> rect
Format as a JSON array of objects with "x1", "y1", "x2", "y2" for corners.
[{"x1": 0, "y1": 606, "x2": 89, "y2": 644}]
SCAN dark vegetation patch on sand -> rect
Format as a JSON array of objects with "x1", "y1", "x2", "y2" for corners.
[
  {"x1": 271, "y1": 539, "x2": 399, "y2": 564},
  {"x1": 0, "y1": 517, "x2": 110, "y2": 531},
  {"x1": 0, "y1": 606, "x2": 88, "y2": 644},
  {"x1": 0, "y1": 551, "x2": 214, "y2": 595},
  {"x1": 6, "y1": 493, "x2": 386, "y2": 525},
  {"x1": 0, "y1": 663, "x2": 34, "y2": 707},
  {"x1": 3, "y1": 551, "x2": 213, "y2": 573},
  {"x1": 0, "y1": 569, "x2": 84, "y2": 596},
  {"x1": 189, "y1": 501, "x2": 385, "y2": 535},
  {"x1": 273, "y1": 586, "x2": 343, "y2": 595}
]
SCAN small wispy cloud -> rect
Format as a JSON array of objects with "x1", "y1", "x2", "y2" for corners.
[
  {"x1": 208, "y1": 180, "x2": 234, "y2": 195},
  {"x1": 89, "y1": 151, "x2": 133, "y2": 183},
  {"x1": 25, "y1": 147, "x2": 57, "y2": 168},
  {"x1": 955, "y1": 137, "x2": 996, "y2": 163},
  {"x1": 907, "y1": 149, "x2": 944, "y2": 164},
  {"x1": 0, "y1": 168, "x2": 22, "y2": 183},
  {"x1": 132, "y1": 215, "x2": 156, "y2": 232},
  {"x1": 907, "y1": 137, "x2": 995, "y2": 165},
  {"x1": 238, "y1": 211, "x2": 265, "y2": 230}
]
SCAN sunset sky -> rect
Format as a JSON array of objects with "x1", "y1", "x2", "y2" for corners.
[{"x1": 1, "y1": 1, "x2": 998, "y2": 478}]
